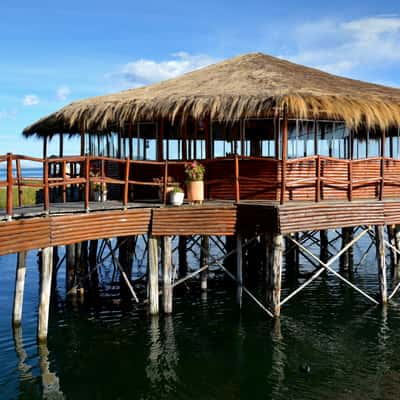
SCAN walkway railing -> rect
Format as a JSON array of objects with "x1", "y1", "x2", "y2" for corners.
[{"x1": 2, "y1": 153, "x2": 400, "y2": 218}]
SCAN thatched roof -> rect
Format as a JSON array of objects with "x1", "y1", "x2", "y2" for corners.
[{"x1": 23, "y1": 52, "x2": 400, "y2": 137}]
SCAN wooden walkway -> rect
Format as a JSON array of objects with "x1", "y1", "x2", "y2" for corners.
[{"x1": 1, "y1": 198, "x2": 400, "y2": 256}]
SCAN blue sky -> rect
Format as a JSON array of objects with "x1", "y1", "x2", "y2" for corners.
[{"x1": 1, "y1": 0, "x2": 400, "y2": 157}]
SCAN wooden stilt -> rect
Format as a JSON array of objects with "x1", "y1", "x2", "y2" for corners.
[
  {"x1": 38, "y1": 247, "x2": 54, "y2": 341},
  {"x1": 395, "y1": 225, "x2": 400, "y2": 279},
  {"x1": 178, "y1": 236, "x2": 188, "y2": 277},
  {"x1": 13, "y1": 252, "x2": 27, "y2": 326},
  {"x1": 66, "y1": 244, "x2": 76, "y2": 296},
  {"x1": 340, "y1": 227, "x2": 354, "y2": 273},
  {"x1": 200, "y1": 236, "x2": 209, "y2": 291},
  {"x1": 236, "y1": 234, "x2": 243, "y2": 307},
  {"x1": 148, "y1": 236, "x2": 159, "y2": 315},
  {"x1": 266, "y1": 234, "x2": 283, "y2": 317},
  {"x1": 375, "y1": 225, "x2": 388, "y2": 304},
  {"x1": 320, "y1": 230, "x2": 329, "y2": 264},
  {"x1": 163, "y1": 236, "x2": 173, "y2": 313}
]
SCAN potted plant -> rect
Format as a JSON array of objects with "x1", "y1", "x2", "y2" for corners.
[
  {"x1": 169, "y1": 186, "x2": 184, "y2": 206},
  {"x1": 185, "y1": 161, "x2": 205, "y2": 204},
  {"x1": 153, "y1": 176, "x2": 177, "y2": 202}
]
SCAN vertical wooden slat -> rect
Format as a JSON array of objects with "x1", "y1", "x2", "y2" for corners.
[
  {"x1": 84, "y1": 155, "x2": 90, "y2": 210},
  {"x1": 16, "y1": 157, "x2": 22, "y2": 207},
  {"x1": 234, "y1": 154, "x2": 240, "y2": 203},
  {"x1": 123, "y1": 157, "x2": 130, "y2": 206},
  {"x1": 163, "y1": 160, "x2": 168, "y2": 205},
  {"x1": 43, "y1": 158, "x2": 49, "y2": 212},
  {"x1": 62, "y1": 160, "x2": 67, "y2": 203},
  {"x1": 6, "y1": 153, "x2": 13, "y2": 218},
  {"x1": 280, "y1": 109, "x2": 288, "y2": 205},
  {"x1": 157, "y1": 119, "x2": 164, "y2": 161},
  {"x1": 380, "y1": 129, "x2": 386, "y2": 200},
  {"x1": 204, "y1": 118, "x2": 212, "y2": 160},
  {"x1": 315, "y1": 156, "x2": 321, "y2": 202},
  {"x1": 182, "y1": 121, "x2": 188, "y2": 160}
]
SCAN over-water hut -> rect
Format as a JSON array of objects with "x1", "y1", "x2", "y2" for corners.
[{"x1": 23, "y1": 52, "x2": 400, "y2": 204}]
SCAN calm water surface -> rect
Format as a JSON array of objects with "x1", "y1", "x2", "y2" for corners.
[{"x1": 1, "y1": 237, "x2": 400, "y2": 399}]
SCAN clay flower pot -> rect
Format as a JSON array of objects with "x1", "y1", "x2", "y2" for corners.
[{"x1": 186, "y1": 181, "x2": 204, "y2": 203}]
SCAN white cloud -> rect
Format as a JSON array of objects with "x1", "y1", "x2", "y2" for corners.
[
  {"x1": 56, "y1": 86, "x2": 71, "y2": 101},
  {"x1": 109, "y1": 52, "x2": 218, "y2": 88},
  {"x1": 23, "y1": 94, "x2": 40, "y2": 106},
  {"x1": 0, "y1": 109, "x2": 17, "y2": 120},
  {"x1": 284, "y1": 16, "x2": 400, "y2": 77}
]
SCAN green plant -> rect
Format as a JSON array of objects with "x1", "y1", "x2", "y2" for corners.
[
  {"x1": 184, "y1": 161, "x2": 205, "y2": 181},
  {"x1": 171, "y1": 186, "x2": 184, "y2": 193}
]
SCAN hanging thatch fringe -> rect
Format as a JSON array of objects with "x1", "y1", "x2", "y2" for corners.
[{"x1": 23, "y1": 53, "x2": 400, "y2": 138}]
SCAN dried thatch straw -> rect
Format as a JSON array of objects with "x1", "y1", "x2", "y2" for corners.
[{"x1": 23, "y1": 53, "x2": 400, "y2": 137}]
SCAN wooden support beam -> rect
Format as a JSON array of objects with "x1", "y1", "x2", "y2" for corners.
[
  {"x1": 266, "y1": 234, "x2": 283, "y2": 317},
  {"x1": 163, "y1": 236, "x2": 173, "y2": 313},
  {"x1": 38, "y1": 247, "x2": 54, "y2": 341},
  {"x1": 375, "y1": 225, "x2": 388, "y2": 304},
  {"x1": 66, "y1": 244, "x2": 76, "y2": 296},
  {"x1": 148, "y1": 236, "x2": 159, "y2": 315},
  {"x1": 236, "y1": 234, "x2": 243, "y2": 307},
  {"x1": 200, "y1": 236, "x2": 209, "y2": 291},
  {"x1": 12, "y1": 252, "x2": 27, "y2": 326}
]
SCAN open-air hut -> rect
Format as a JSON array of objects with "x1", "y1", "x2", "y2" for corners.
[{"x1": 23, "y1": 52, "x2": 400, "y2": 204}]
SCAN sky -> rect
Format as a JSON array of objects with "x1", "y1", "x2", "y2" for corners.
[{"x1": 0, "y1": 0, "x2": 400, "y2": 158}]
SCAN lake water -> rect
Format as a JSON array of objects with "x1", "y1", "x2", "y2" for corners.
[{"x1": 1, "y1": 235, "x2": 400, "y2": 399}]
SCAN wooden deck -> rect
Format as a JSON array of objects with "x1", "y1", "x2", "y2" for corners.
[{"x1": 1, "y1": 198, "x2": 400, "y2": 256}]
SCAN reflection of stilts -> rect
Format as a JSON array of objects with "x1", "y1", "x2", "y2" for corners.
[
  {"x1": 38, "y1": 342, "x2": 65, "y2": 399},
  {"x1": 270, "y1": 319, "x2": 286, "y2": 398},
  {"x1": 146, "y1": 315, "x2": 179, "y2": 394},
  {"x1": 12, "y1": 325, "x2": 32, "y2": 379}
]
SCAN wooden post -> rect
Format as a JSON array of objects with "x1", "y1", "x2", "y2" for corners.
[
  {"x1": 182, "y1": 122, "x2": 188, "y2": 160},
  {"x1": 16, "y1": 158, "x2": 23, "y2": 207},
  {"x1": 43, "y1": 158, "x2": 49, "y2": 212},
  {"x1": 380, "y1": 129, "x2": 386, "y2": 200},
  {"x1": 234, "y1": 154, "x2": 240, "y2": 203},
  {"x1": 316, "y1": 156, "x2": 321, "y2": 202},
  {"x1": 163, "y1": 160, "x2": 168, "y2": 205},
  {"x1": 123, "y1": 157, "x2": 130, "y2": 206},
  {"x1": 6, "y1": 153, "x2": 13, "y2": 218},
  {"x1": 178, "y1": 236, "x2": 188, "y2": 277},
  {"x1": 38, "y1": 247, "x2": 54, "y2": 341},
  {"x1": 80, "y1": 128, "x2": 85, "y2": 156},
  {"x1": 236, "y1": 234, "x2": 243, "y2": 307},
  {"x1": 157, "y1": 119, "x2": 164, "y2": 161},
  {"x1": 204, "y1": 118, "x2": 212, "y2": 160},
  {"x1": 266, "y1": 234, "x2": 283, "y2": 317},
  {"x1": 148, "y1": 235, "x2": 159, "y2": 315},
  {"x1": 340, "y1": 227, "x2": 354, "y2": 273},
  {"x1": 320, "y1": 230, "x2": 329, "y2": 264},
  {"x1": 348, "y1": 160, "x2": 353, "y2": 201},
  {"x1": 280, "y1": 109, "x2": 288, "y2": 204},
  {"x1": 84, "y1": 155, "x2": 90, "y2": 211},
  {"x1": 200, "y1": 236, "x2": 209, "y2": 291},
  {"x1": 163, "y1": 236, "x2": 173, "y2": 313},
  {"x1": 375, "y1": 225, "x2": 388, "y2": 304},
  {"x1": 12, "y1": 252, "x2": 27, "y2": 326},
  {"x1": 59, "y1": 133, "x2": 64, "y2": 157}
]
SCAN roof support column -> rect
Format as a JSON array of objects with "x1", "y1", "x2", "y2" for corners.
[{"x1": 280, "y1": 107, "x2": 288, "y2": 205}]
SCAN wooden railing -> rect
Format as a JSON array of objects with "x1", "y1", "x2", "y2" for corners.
[{"x1": 2, "y1": 153, "x2": 400, "y2": 217}]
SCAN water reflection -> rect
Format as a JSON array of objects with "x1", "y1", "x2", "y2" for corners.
[
  {"x1": 12, "y1": 325, "x2": 64, "y2": 400},
  {"x1": 38, "y1": 342, "x2": 64, "y2": 399},
  {"x1": 146, "y1": 316, "x2": 179, "y2": 396},
  {"x1": 270, "y1": 319, "x2": 286, "y2": 399},
  {"x1": 12, "y1": 326, "x2": 32, "y2": 381}
]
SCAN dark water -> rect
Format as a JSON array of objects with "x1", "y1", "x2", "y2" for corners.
[{"x1": 1, "y1": 235, "x2": 400, "y2": 400}]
